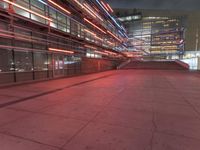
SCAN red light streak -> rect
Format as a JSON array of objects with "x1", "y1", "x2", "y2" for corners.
[
  {"x1": 107, "y1": 41, "x2": 114, "y2": 45},
  {"x1": 126, "y1": 54, "x2": 134, "y2": 57},
  {"x1": 48, "y1": 0, "x2": 71, "y2": 14},
  {"x1": 3, "y1": 0, "x2": 52, "y2": 21},
  {"x1": 83, "y1": 3, "x2": 96, "y2": 17},
  {"x1": 106, "y1": 3, "x2": 114, "y2": 13},
  {"x1": 49, "y1": 48, "x2": 74, "y2": 54},
  {"x1": 95, "y1": 35, "x2": 103, "y2": 41},
  {"x1": 84, "y1": 18, "x2": 106, "y2": 34},
  {"x1": 84, "y1": 29, "x2": 103, "y2": 41},
  {"x1": 95, "y1": 50, "x2": 108, "y2": 55},
  {"x1": 84, "y1": 29, "x2": 96, "y2": 36},
  {"x1": 105, "y1": 50, "x2": 116, "y2": 55},
  {"x1": 100, "y1": 1, "x2": 109, "y2": 12},
  {"x1": 85, "y1": 45, "x2": 97, "y2": 50},
  {"x1": 107, "y1": 30, "x2": 122, "y2": 42},
  {"x1": 73, "y1": 0, "x2": 102, "y2": 20},
  {"x1": 93, "y1": 6, "x2": 100, "y2": 12},
  {"x1": 0, "y1": 33, "x2": 13, "y2": 38},
  {"x1": 84, "y1": 3, "x2": 103, "y2": 21},
  {"x1": 83, "y1": 5, "x2": 96, "y2": 18},
  {"x1": 73, "y1": 0, "x2": 84, "y2": 8}
]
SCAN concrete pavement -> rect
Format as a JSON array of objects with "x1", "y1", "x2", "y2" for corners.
[{"x1": 0, "y1": 70, "x2": 200, "y2": 150}]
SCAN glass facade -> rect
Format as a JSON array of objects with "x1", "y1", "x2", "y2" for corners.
[
  {"x1": 124, "y1": 17, "x2": 185, "y2": 55},
  {"x1": 0, "y1": 0, "x2": 125, "y2": 84},
  {"x1": 0, "y1": 0, "x2": 124, "y2": 49},
  {"x1": 15, "y1": 51, "x2": 33, "y2": 72},
  {"x1": 117, "y1": 12, "x2": 186, "y2": 57},
  {"x1": 0, "y1": 49, "x2": 13, "y2": 72},
  {"x1": 33, "y1": 52, "x2": 48, "y2": 71}
]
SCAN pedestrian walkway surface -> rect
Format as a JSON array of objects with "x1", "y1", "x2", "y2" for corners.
[{"x1": 0, "y1": 70, "x2": 200, "y2": 150}]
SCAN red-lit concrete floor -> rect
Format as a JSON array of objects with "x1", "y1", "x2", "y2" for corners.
[{"x1": 0, "y1": 70, "x2": 200, "y2": 150}]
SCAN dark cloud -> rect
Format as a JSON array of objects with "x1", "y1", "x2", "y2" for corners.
[{"x1": 106, "y1": 0, "x2": 200, "y2": 10}]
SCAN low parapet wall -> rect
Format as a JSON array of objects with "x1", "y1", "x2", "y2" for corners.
[
  {"x1": 120, "y1": 60, "x2": 190, "y2": 70},
  {"x1": 175, "y1": 60, "x2": 190, "y2": 70},
  {"x1": 81, "y1": 57, "x2": 121, "y2": 74}
]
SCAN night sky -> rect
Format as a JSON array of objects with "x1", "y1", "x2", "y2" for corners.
[{"x1": 106, "y1": 0, "x2": 200, "y2": 10}]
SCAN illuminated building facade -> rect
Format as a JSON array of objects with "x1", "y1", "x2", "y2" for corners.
[
  {"x1": 0, "y1": 0, "x2": 127, "y2": 84},
  {"x1": 117, "y1": 10, "x2": 186, "y2": 58}
]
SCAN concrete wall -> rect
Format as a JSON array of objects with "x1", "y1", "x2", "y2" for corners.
[{"x1": 81, "y1": 57, "x2": 120, "y2": 74}]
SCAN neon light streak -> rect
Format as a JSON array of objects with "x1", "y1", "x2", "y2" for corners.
[
  {"x1": 107, "y1": 30, "x2": 122, "y2": 42},
  {"x1": 0, "y1": 33, "x2": 13, "y2": 38},
  {"x1": 37, "y1": 0, "x2": 47, "y2": 5},
  {"x1": 3, "y1": 0, "x2": 52, "y2": 21},
  {"x1": 84, "y1": 29, "x2": 103, "y2": 41},
  {"x1": 84, "y1": 18, "x2": 106, "y2": 34},
  {"x1": 73, "y1": 0, "x2": 84, "y2": 8},
  {"x1": 106, "y1": 3, "x2": 114, "y2": 13},
  {"x1": 123, "y1": 33, "x2": 128, "y2": 38},
  {"x1": 96, "y1": 0, "x2": 122, "y2": 30},
  {"x1": 74, "y1": 0, "x2": 84, "y2": 8},
  {"x1": 73, "y1": 0, "x2": 97, "y2": 19},
  {"x1": 95, "y1": 50, "x2": 108, "y2": 55},
  {"x1": 118, "y1": 30, "x2": 125, "y2": 37},
  {"x1": 95, "y1": 35, "x2": 103, "y2": 41},
  {"x1": 111, "y1": 16, "x2": 122, "y2": 29},
  {"x1": 105, "y1": 50, "x2": 116, "y2": 55},
  {"x1": 107, "y1": 41, "x2": 114, "y2": 45},
  {"x1": 84, "y1": 3, "x2": 103, "y2": 21},
  {"x1": 85, "y1": 45, "x2": 97, "y2": 50},
  {"x1": 48, "y1": 0, "x2": 71, "y2": 14},
  {"x1": 94, "y1": 14, "x2": 103, "y2": 22},
  {"x1": 121, "y1": 25, "x2": 126, "y2": 32},
  {"x1": 108, "y1": 20, "x2": 115, "y2": 28},
  {"x1": 93, "y1": 6, "x2": 100, "y2": 12},
  {"x1": 100, "y1": 1, "x2": 109, "y2": 12},
  {"x1": 83, "y1": 4, "x2": 96, "y2": 18},
  {"x1": 49, "y1": 48, "x2": 74, "y2": 54},
  {"x1": 84, "y1": 29, "x2": 96, "y2": 36},
  {"x1": 96, "y1": 0, "x2": 109, "y2": 15},
  {"x1": 118, "y1": 30, "x2": 128, "y2": 39}
]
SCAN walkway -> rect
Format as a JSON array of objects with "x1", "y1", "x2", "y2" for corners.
[{"x1": 0, "y1": 70, "x2": 200, "y2": 150}]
